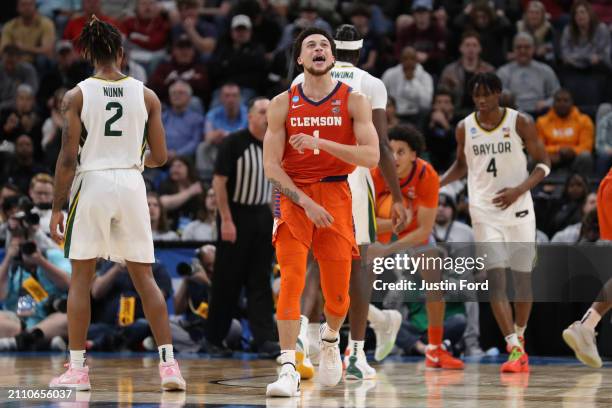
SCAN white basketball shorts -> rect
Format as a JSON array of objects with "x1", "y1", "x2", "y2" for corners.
[
  {"x1": 64, "y1": 168, "x2": 155, "y2": 264},
  {"x1": 348, "y1": 166, "x2": 377, "y2": 245},
  {"x1": 472, "y1": 219, "x2": 537, "y2": 273}
]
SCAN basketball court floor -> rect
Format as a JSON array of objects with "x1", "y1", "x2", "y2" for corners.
[{"x1": 0, "y1": 353, "x2": 610, "y2": 407}]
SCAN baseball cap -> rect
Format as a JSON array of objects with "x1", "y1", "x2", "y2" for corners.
[
  {"x1": 173, "y1": 33, "x2": 193, "y2": 48},
  {"x1": 56, "y1": 40, "x2": 74, "y2": 53},
  {"x1": 412, "y1": 0, "x2": 433, "y2": 12},
  {"x1": 231, "y1": 14, "x2": 252, "y2": 29}
]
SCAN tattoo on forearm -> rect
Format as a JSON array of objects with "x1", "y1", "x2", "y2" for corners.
[{"x1": 269, "y1": 178, "x2": 300, "y2": 204}]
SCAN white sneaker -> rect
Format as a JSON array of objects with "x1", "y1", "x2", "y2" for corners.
[
  {"x1": 296, "y1": 336, "x2": 314, "y2": 380},
  {"x1": 344, "y1": 350, "x2": 376, "y2": 381},
  {"x1": 563, "y1": 321, "x2": 602, "y2": 368},
  {"x1": 309, "y1": 338, "x2": 321, "y2": 365},
  {"x1": 266, "y1": 364, "x2": 301, "y2": 397},
  {"x1": 319, "y1": 328, "x2": 342, "y2": 387},
  {"x1": 372, "y1": 310, "x2": 402, "y2": 362}
]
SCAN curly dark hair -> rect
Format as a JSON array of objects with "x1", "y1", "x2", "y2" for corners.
[
  {"x1": 388, "y1": 124, "x2": 426, "y2": 156},
  {"x1": 76, "y1": 16, "x2": 123, "y2": 65}
]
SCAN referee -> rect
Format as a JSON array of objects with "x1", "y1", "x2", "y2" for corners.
[{"x1": 205, "y1": 97, "x2": 279, "y2": 357}]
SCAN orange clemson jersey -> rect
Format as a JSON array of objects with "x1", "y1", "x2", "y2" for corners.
[
  {"x1": 283, "y1": 82, "x2": 356, "y2": 185},
  {"x1": 371, "y1": 158, "x2": 439, "y2": 244}
]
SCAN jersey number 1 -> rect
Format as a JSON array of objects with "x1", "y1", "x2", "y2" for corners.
[
  {"x1": 486, "y1": 157, "x2": 498, "y2": 177},
  {"x1": 105, "y1": 102, "x2": 123, "y2": 137}
]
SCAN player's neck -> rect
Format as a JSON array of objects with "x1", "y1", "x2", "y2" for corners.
[
  {"x1": 302, "y1": 74, "x2": 336, "y2": 101},
  {"x1": 398, "y1": 163, "x2": 414, "y2": 180},
  {"x1": 477, "y1": 106, "x2": 504, "y2": 125},
  {"x1": 93, "y1": 64, "x2": 125, "y2": 81}
]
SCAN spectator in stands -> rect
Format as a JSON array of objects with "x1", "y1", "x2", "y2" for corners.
[
  {"x1": 561, "y1": 1, "x2": 611, "y2": 71},
  {"x1": 163, "y1": 80, "x2": 205, "y2": 160},
  {"x1": 120, "y1": 46, "x2": 147, "y2": 83},
  {"x1": 386, "y1": 96, "x2": 400, "y2": 129},
  {"x1": 182, "y1": 187, "x2": 217, "y2": 241},
  {"x1": 348, "y1": 4, "x2": 381, "y2": 74},
  {"x1": 382, "y1": 46, "x2": 433, "y2": 125},
  {"x1": 88, "y1": 261, "x2": 172, "y2": 351},
  {"x1": 0, "y1": 229, "x2": 70, "y2": 351},
  {"x1": 516, "y1": 1, "x2": 556, "y2": 65},
  {"x1": 29, "y1": 173, "x2": 64, "y2": 237},
  {"x1": 122, "y1": 0, "x2": 171, "y2": 67},
  {"x1": 37, "y1": 41, "x2": 90, "y2": 109},
  {"x1": 452, "y1": 1, "x2": 512, "y2": 67},
  {"x1": 0, "y1": 185, "x2": 20, "y2": 242},
  {"x1": 266, "y1": 18, "x2": 308, "y2": 96},
  {"x1": 548, "y1": 173, "x2": 589, "y2": 236},
  {"x1": 497, "y1": 32, "x2": 560, "y2": 116},
  {"x1": 424, "y1": 88, "x2": 457, "y2": 172},
  {"x1": 147, "y1": 192, "x2": 179, "y2": 241},
  {"x1": 551, "y1": 191, "x2": 597, "y2": 243},
  {"x1": 0, "y1": 0, "x2": 56, "y2": 65},
  {"x1": 0, "y1": 46, "x2": 38, "y2": 110},
  {"x1": 172, "y1": 0, "x2": 217, "y2": 60},
  {"x1": 1, "y1": 135, "x2": 48, "y2": 194},
  {"x1": 394, "y1": 0, "x2": 447, "y2": 77},
  {"x1": 148, "y1": 34, "x2": 210, "y2": 107},
  {"x1": 159, "y1": 156, "x2": 203, "y2": 232},
  {"x1": 232, "y1": 0, "x2": 282, "y2": 55},
  {"x1": 41, "y1": 88, "x2": 66, "y2": 171},
  {"x1": 276, "y1": 1, "x2": 332, "y2": 53},
  {"x1": 63, "y1": 0, "x2": 122, "y2": 44},
  {"x1": 596, "y1": 109, "x2": 612, "y2": 178},
  {"x1": 206, "y1": 97, "x2": 278, "y2": 358},
  {"x1": 439, "y1": 32, "x2": 494, "y2": 119},
  {"x1": 209, "y1": 14, "x2": 266, "y2": 97},
  {"x1": 536, "y1": 89, "x2": 594, "y2": 176},
  {"x1": 560, "y1": 1, "x2": 611, "y2": 106},
  {"x1": 1, "y1": 84, "x2": 41, "y2": 144}
]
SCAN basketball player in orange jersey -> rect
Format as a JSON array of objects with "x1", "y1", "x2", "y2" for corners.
[
  {"x1": 263, "y1": 27, "x2": 379, "y2": 397},
  {"x1": 563, "y1": 166, "x2": 612, "y2": 368},
  {"x1": 368, "y1": 124, "x2": 465, "y2": 370}
]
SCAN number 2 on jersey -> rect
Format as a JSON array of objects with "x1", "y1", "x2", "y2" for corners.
[
  {"x1": 105, "y1": 102, "x2": 123, "y2": 137},
  {"x1": 486, "y1": 157, "x2": 498, "y2": 177}
]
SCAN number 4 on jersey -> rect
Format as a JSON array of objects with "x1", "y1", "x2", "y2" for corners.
[
  {"x1": 105, "y1": 102, "x2": 123, "y2": 137},
  {"x1": 487, "y1": 157, "x2": 498, "y2": 177}
]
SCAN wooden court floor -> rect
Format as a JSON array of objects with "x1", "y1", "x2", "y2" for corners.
[{"x1": 0, "y1": 353, "x2": 610, "y2": 407}]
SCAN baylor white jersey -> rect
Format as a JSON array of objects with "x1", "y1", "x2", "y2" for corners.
[
  {"x1": 76, "y1": 76, "x2": 148, "y2": 174},
  {"x1": 292, "y1": 62, "x2": 387, "y2": 244},
  {"x1": 464, "y1": 108, "x2": 535, "y2": 226}
]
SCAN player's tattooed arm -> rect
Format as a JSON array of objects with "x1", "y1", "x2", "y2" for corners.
[
  {"x1": 440, "y1": 120, "x2": 468, "y2": 187},
  {"x1": 269, "y1": 178, "x2": 300, "y2": 204}
]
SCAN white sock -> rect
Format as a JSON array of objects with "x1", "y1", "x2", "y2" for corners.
[
  {"x1": 504, "y1": 333, "x2": 522, "y2": 350},
  {"x1": 349, "y1": 339, "x2": 364, "y2": 356},
  {"x1": 321, "y1": 323, "x2": 339, "y2": 342},
  {"x1": 280, "y1": 349, "x2": 296, "y2": 366},
  {"x1": 158, "y1": 344, "x2": 175, "y2": 364},
  {"x1": 514, "y1": 324, "x2": 526, "y2": 338},
  {"x1": 299, "y1": 315, "x2": 309, "y2": 338},
  {"x1": 367, "y1": 304, "x2": 385, "y2": 326},
  {"x1": 70, "y1": 350, "x2": 86, "y2": 368},
  {"x1": 308, "y1": 323, "x2": 320, "y2": 343},
  {"x1": 581, "y1": 308, "x2": 601, "y2": 331}
]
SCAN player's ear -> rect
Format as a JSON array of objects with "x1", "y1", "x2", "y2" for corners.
[{"x1": 296, "y1": 56, "x2": 303, "y2": 67}]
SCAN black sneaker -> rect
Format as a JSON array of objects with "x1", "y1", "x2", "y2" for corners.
[
  {"x1": 257, "y1": 340, "x2": 281, "y2": 359},
  {"x1": 200, "y1": 339, "x2": 233, "y2": 357}
]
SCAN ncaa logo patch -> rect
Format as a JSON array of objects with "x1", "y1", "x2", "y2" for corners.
[
  {"x1": 470, "y1": 127, "x2": 477, "y2": 135},
  {"x1": 292, "y1": 96, "x2": 299, "y2": 103},
  {"x1": 332, "y1": 107, "x2": 340, "y2": 114}
]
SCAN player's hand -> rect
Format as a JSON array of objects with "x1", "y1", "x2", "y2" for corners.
[
  {"x1": 492, "y1": 187, "x2": 523, "y2": 210},
  {"x1": 49, "y1": 211, "x2": 65, "y2": 244},
  {"x1": 220, "y1": 218, "x2": 237, "y2": 243},
  {"x1": 289, "y1": 133, "x2": 317, "y2": 154},
  {"x1": 303, "y1": 200, "x2": 334, "y2": 228},
  {"x1": 391, "y1": 201, "x2": 408, "y2": 233}
]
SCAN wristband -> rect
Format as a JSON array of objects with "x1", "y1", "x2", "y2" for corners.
[
  {"x1": 536, "y1": 163, "x2": 550, "y2": 177},
  {"x1": 313, "y1": 130, "x2": 320, "y2": 155}
]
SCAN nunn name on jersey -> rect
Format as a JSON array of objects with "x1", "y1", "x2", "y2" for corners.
[
  {"x1": 103, "y1": 87, "x2": 123, "y2": 97},
  {"x1": 472, "y1": 141, "x2": 512, "y2": 156},
  {"x1": 290, "y1": 116, "x2": 342, "y2": 127}
]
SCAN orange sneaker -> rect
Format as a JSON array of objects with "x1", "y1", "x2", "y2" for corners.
[
  {"x1": 425, "y1": 345, "x2": 464, "y2": 370},
  {"x1": 501, "y1": 346, "x2": 529, "y2": 373}
]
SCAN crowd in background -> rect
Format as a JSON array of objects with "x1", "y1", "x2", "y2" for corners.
[{"x1": 0, "y1": 0, "x2": 611, "y2": 355}]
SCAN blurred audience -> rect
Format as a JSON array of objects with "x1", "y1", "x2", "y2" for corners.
[
  {"x1": 163, "y1": 80, "x2": 205, "y2": 159},
  {"x1": 159, "y1": 156, "x2": 203, "y2": 232},
  {"x1": 182, "y1": 187, "x2": 217, "y2": 241},
  {"x1": 147, "y1": 192, "x2": 179, "y2": 241}
]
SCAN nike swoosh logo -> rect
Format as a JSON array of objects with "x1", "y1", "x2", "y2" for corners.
[{"x1": 292, "y1": 104, "x2": 304, "y2": 109}]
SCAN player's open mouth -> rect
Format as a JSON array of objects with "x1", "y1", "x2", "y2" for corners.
[{"x1": 313, "y1": 55, "x2": 326, "y2": 65}]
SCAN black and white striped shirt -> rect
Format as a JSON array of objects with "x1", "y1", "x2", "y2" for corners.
[{"x1": 214, "y1": 129, "x2": 271, "y2": 206}]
